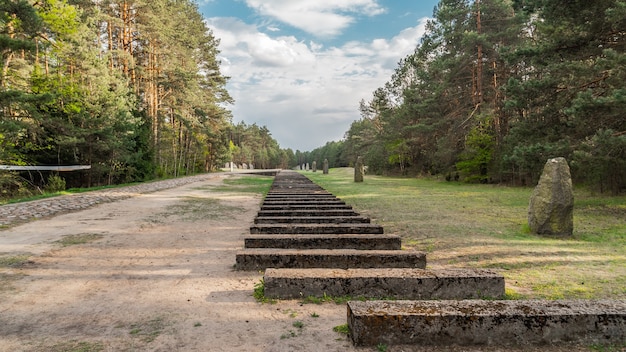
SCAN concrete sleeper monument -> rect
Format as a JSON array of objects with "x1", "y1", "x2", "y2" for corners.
[
  {"x1": 528, "y1": 157, "x2": 574, "y2": 236},
  {"x1": 354, "y1": 156, "x2": 364, "y2": 183}
]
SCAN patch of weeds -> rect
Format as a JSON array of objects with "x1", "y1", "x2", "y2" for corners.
[
  {"x1": 282, "y1": 309, "x2": 299, "y2": 318},
  {"x1": 504, "y1": 288, "x2": 525, "y2": 300},
  {"x1": 55, "y1": 234, "x2": 103, "y2": 247},
  {"x1": 0, "y1": 255, "x2": 31, "y2": 267},
  {"x1": 280, "y1": 330, "x2": 298, "y2": 339},
  {"x1": 280, "y1": 320, "x2": 305, "y2": 339},
  {"x1": 193, "y1": 322, "x2": 202, "y2": 327},
  {"x1": 590, "y1": 343, "x2": 626, "y2": 352},
  {"x1": 532, "y1": 281, "x2": 566, "y2": 299},
  {"x1": 253, "y1": 278, "x2": 276, "y2": 304},
  {"x1": 128, "y1": 317, "x2": 168, "y2": 343},
  {"x1": 310, "y1": 312, "x2": 319, "y2": 318},
  {"x1": 47, "y1": 340, "x2": 104, "y2": 352},
  {"x1": 160, "y1": 197, "x2": 243, "y2": 222},
  {"x1": 376, "y1": 343, "x2": 389, "y2": 352},
  {"x1": 333, "y1": 324, "x2": 349, "y2": 335},
  {"x1": 300, "y1": 293, "x2": 370, "y2": 305},
  {"x1": 212, "y1": 176, "x2": 273, "y2": 195}
]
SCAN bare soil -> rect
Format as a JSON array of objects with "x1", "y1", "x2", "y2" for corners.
[{"x1": 0, "y1": 175, "x2": 604, "y2": 352}]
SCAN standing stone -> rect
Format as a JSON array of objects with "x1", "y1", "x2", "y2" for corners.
[
  {"x1": 323, "y1": 159, "x2": 329, "y2": 174},
  {"x1": 312, "y1": 161, "x2": 317, "y2": 172},
  {"x1": 528, "y1": 157, "x2": 574, "y2": 236},
  {"x1": 354, "y1": 156, "x2": 364, "y2": 183},
  {"x1": 306, "y1": 163, "x2": 310, "y2": 171}
]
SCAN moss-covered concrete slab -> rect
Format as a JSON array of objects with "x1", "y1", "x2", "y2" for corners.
[
  {"x1": 243, "y1": 234, "x2": 401, "y2": 250},
  {"x1": 235, "y1": 249, "x2": 426, "y2": 270},
  {"x1": 264, "y1": 268, "x2": 504, "y2": 299},
  {"x1": 347, "y1": 299, "x2": 626, "y2": 347}
]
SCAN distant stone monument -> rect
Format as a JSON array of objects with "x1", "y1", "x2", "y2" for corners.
[
  {"x1": 323, "y1": 159, "x2": 329, "y2": 174},
  {"x1": 306, "y1": 163, "x2": 310, "y2": 171},
  {"x1": 312, "y1": 161, "x2": 317, "y2": 172},
  {"x1": 354, "y1": 156, "x2": 364, "y2": 183},
  {"x1": 528, "y1": 157, "x2": 574, "y2": 236}
]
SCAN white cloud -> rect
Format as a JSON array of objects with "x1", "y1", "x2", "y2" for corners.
[
  {"x1": 206, "y1": 17, "x2": 429, "y2": 150},
  {"x1": 245, "y1": 0, "x2": 386, "y2": 38}
]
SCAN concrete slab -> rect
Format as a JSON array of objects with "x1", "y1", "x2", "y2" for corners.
[
  {"x1": 257, "y1": 209, "x2": 360, "y2": 217},
  {"x1": 347, "y1": 299, "x2": 626, "y2": 347},
  {"x1": 262, "y1": 200, "x2": 346, "y2": 205},
  {"x1": 235, "y1": 249, "x2": 426, "y2": 270},
  {"x1": 254, "y1": 216, "x2": 370, "y2": 224},
  {"x1": 243, "y1": 234, "x2": 401, "y2": 250},
  {"x1": 264, "y1": 268, "x2": 504, "y2": 299},
  {"x1": 249, "y1": 223, "x2": 384, "y2": 234},
  {"x1": 260, "y1": 204, "x2": 354, "y2": 211}
]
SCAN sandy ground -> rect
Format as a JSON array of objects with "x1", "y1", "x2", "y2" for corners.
[{"x1": 0, "y1": 174, "x2": 605, "y2": 352}]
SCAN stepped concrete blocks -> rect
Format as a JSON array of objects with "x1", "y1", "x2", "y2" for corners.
[
  {"x1": 257, "y1": 209, "x2": 360, "y2": 217},
  {"x1": 235, "y1": 249, "x2": 426, "y2": 271},
  {"x1": 243, "y1": 234, "x2": 402, "y2": 250},
  {"x1": 254, "y1": 216, "x2": 371, "y2": 224},
  {"x1": 263, "y1": 268, "x2": 505, "y2": 300},
  {"x1": 347, "y1": 299, "x2": 626, "y2": 347},
  {"x1": 249, "y1": 223, "x2": 384, "y2": 235}
]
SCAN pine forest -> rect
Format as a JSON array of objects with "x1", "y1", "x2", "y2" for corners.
[
  {"x1": 310, "y1": 0, "x2": 626, "y2": 194},
  {"x1": 1, "y1": 0, "x2": 625, "y2": 198}
]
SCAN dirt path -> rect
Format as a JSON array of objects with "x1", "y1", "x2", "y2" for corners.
[{"x1": 0, "y1": 174, "x2": 354, "y2": 352}]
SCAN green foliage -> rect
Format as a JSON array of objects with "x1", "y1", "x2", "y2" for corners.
[
  {"x1": 44, "y1": 174, "x2": 66, "y2": 193},
  {"x1": 456, "y1": 114, "x2": 495, "y2": 183},
  {"x1": 253, "y1": 278, "x2": 275, "y2": 304},
  {"x1": 572, "y1": 130, "x2": 626, "y2": 195},
  {"x1": 54, "y1": 233, "x2": 102, "y2": 247},
  {"x1": 0, "y1": 172, "x2": 32, "y2": 200},
  {"x1": 332, "y1": 324, "x2": 349, "y2": 335},
  {"x1": 0, "y1": 255, "x2": 30, "y2": 267},
  {"x1": 321, "y1": 0, "x2": 626, "y2": 193}
]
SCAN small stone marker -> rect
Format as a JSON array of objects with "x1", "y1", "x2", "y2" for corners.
[
  {"x1": 323, "y1": 159, "x2": 329, "y2": 174},
  {"x1": 528, "y1": 157, "x2": 574, "y2": 236},
  {"x1": 312, "y1": 161, "x2": 317, "y2": 172},
  {"x1": 354, "y1": 156, "x2": 364, "y2": 183}
]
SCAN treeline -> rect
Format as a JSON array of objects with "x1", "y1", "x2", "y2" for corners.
[
  {"x1": 314, "y1": 0, "x2": 626, "y2": 194},
  {"x1": 0, "y1": 0, "x2": 288, "y2": 198},
  {"x1": 227, "y1": 122, "x2": 294, "y2": 169}
]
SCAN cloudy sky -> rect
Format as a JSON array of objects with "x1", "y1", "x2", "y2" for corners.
[{"x1": 199, "y1": 0, "x2": 440, "y2": 151}]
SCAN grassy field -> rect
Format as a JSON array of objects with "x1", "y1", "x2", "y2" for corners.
[{"x1": 303, "y1": 168, "x2": 626, "y2": 300}]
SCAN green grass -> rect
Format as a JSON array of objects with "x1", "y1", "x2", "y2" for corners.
[
  {"x1": 127, "y1": 317, "x2": 167, "y2": 343},
  {"x1": 253, "y1": 278, "x2": 276, "y2": 304},
  {"x1": 304, "y1": 168, "x2": 626, "y2": 300},
  {"x1": 333, "y1": 324, "x2": 349, "y2": 335},
  {"x1": 170, "y1": 197, "x2": 244, "y2": 221},
  {"x1": 47, "y1": 341, "x2": 105, "y2": 352},
  {"x1": 208, "y1": 175, "x2": 273, "y2": 195},
  {"x1": 0, "y1": 255, "x2": 31, "y2": 267},
  {"x1": 55, "y1": 233, "x2": 103, "y2": 247}
]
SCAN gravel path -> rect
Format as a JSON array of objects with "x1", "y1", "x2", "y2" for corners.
[{"x1": 0, "y1": 173, "x2": 219, "y2": 227}]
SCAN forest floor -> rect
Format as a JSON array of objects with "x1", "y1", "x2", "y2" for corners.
[{"x1": 0, "y1": 173, "x2": 612, "y2": 352}]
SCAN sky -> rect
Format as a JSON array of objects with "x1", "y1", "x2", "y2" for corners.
[{"x1": 199, "y1": 0, "x2": 440, "y2": 151}]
